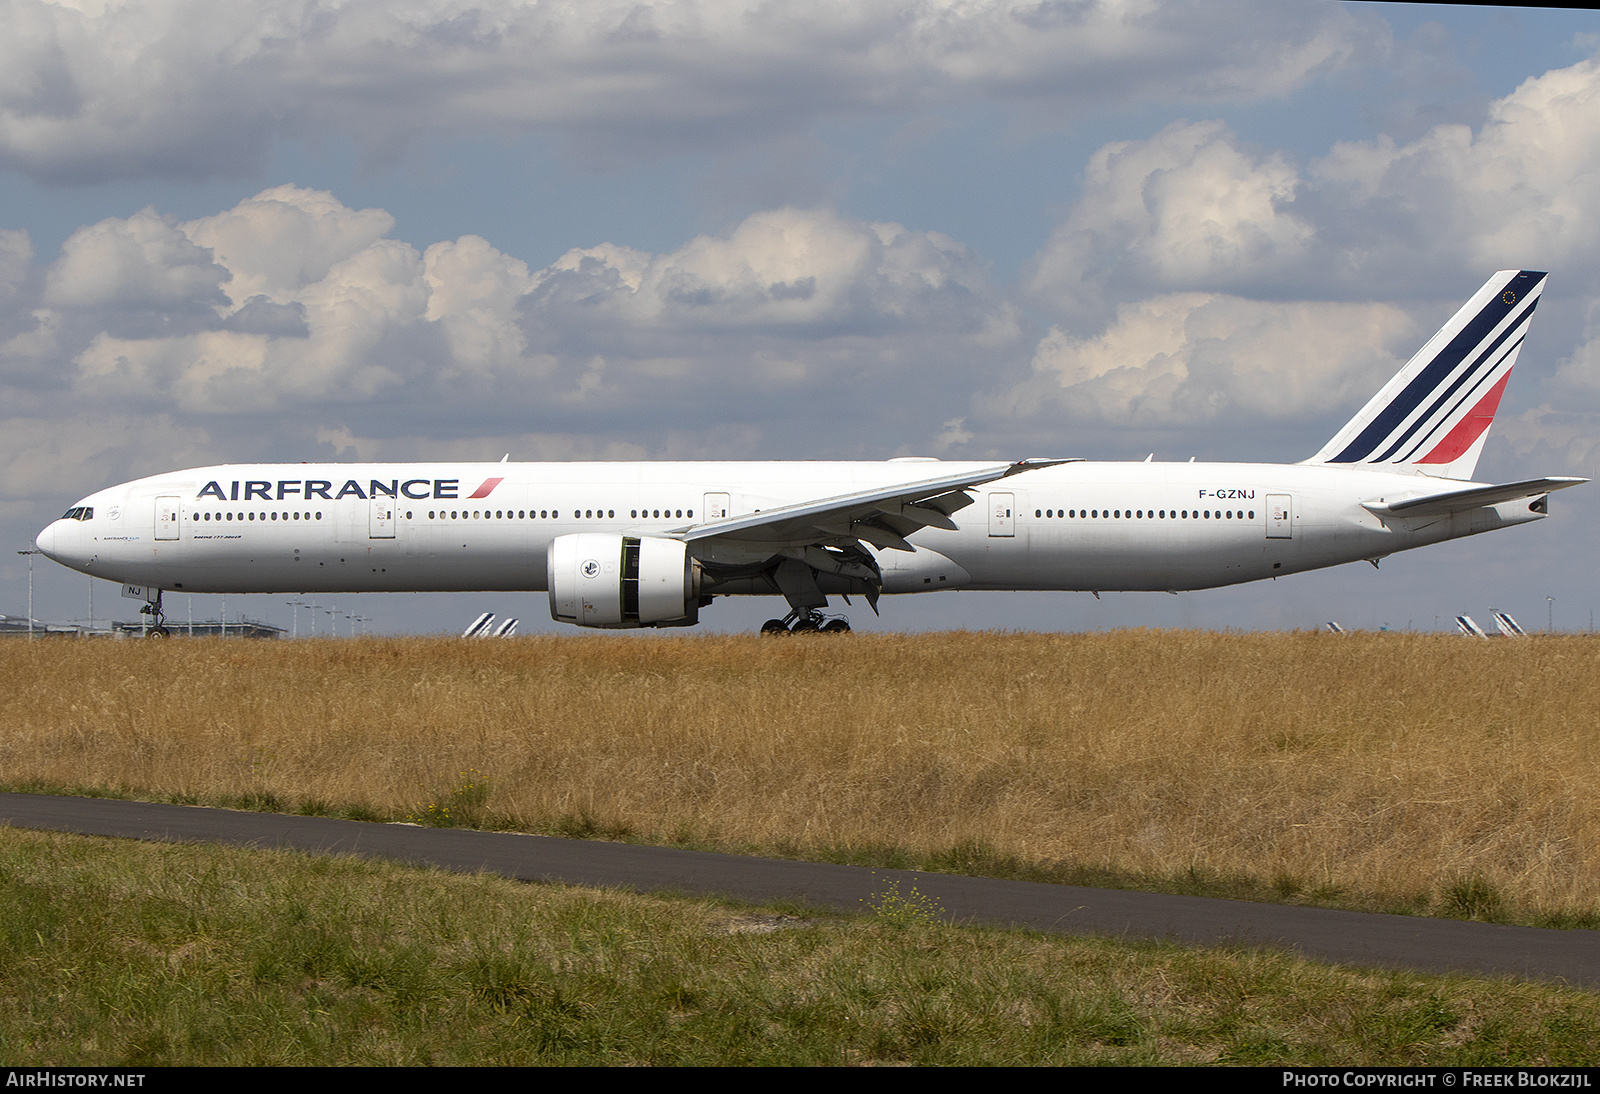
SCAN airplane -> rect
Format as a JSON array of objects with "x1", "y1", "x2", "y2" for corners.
[{"x1": 35, "y1": 269, "x2": 1585, "y2": 636}]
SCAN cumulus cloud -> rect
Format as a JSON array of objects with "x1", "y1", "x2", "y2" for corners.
[
  {"x1": 0, "y1": 413, "x2": 212, "y2": 502},
  {"x1": 998, "y1": 49, "x2": 1600, "y2": 478},
  {"x1": 1028, "y1": 53, "x2": 1600, "y2": 322},
  {"x1": 0, "y1": 187, "x2": 1025, "y2": 511},
  {"x1": 993, "y1": 294, "x2": 1414, "y2": 437},
  {"x1": 1023, "y1": 120, "x2": 1314, "y2": 327},
  {"x1": 0, "y1": 0, "x2": 1377, "y2": 182},
  {"x1": 43, "y1": 209, "x2": 230, "y2": 342},
  {"x1": 531, "y1": 207, "x2": 999, "y2": 336}
]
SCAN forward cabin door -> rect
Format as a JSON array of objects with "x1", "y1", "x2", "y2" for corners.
[
  {"x1": 988, "y1": 492, "x2": 1015, "y2": 537},
  {"x1": 369, "y1": 497, "x2": 395, "y2": 538},
  {"x1": 1267, "y1": 494, "x2": 1293, "y2": 539},
  {"x1": 155, "y1": 496, "x2": 181, "y2": 540}
]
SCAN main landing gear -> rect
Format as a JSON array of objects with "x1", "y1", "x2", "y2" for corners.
[
  {"x1": 760, "y1": 609, "x2": 851, "y2": 636},
  {"x1": 140, "y1": 589, "x2": 170, "y2": 638}
]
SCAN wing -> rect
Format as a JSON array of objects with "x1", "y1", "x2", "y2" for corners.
[
  {"x1": 670, "y1": 458, "x2": 1076, "y2": 553},
  {"x1": 1363, "y1": 476, "x2": 1586, "y2": 517}
]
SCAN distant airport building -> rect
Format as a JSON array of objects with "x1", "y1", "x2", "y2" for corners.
[
  {"x1": 0, "y1": 614, "x2": 282, "y2": 639},
  {"x1": 0, "y1": 614, "x2": 100, "y2": 638},
  {"x1": 113, "y1": 619, "x2": 284, "y2": 639}
]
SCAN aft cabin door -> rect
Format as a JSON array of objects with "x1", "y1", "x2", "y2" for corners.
[
  {"x1": 1267, "y1": 494, "x2": 1293, "y2": 539},
  {"x1": 369, "y1": 497, "x2": 395, "y2": 539},
  {"x1": 988, "y1": 492, "x2": 1014, "y2": 537}
]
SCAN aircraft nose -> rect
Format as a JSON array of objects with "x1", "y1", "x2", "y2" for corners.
[{"x1": 34, "y1": 521, "x2": 57, "y2": 561}]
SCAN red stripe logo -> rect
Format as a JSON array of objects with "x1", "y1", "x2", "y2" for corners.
[
  {"x1": 1418, "y1": 372, "x2": 1511, "y2": 465},
  {"x1": 467, "y1": 477, "x2": 504, "y2": 499}
]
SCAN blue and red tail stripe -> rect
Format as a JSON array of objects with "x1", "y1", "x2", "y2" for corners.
[{"x1": 1309, "y1": 270, "x2": 1544, "y2": 479}]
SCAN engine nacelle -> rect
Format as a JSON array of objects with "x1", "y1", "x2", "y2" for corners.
[{"x1": 547, "y1": 533, "x2": 700, "y2": 628}]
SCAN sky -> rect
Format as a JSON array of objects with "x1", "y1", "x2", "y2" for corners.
[{"x1": 3, "y1": 0, "x2": 1600, "y2": 637}]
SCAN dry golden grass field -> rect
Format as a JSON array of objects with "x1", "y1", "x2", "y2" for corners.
[{"x1": 3, "y1": 631, "x2": 1598, "y2": 924}]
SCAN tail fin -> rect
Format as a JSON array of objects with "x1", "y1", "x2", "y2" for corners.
[{"x1": 1306, "y1": 270, "x2": 1545, "y2": 480}]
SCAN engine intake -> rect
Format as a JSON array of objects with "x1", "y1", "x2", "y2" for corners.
[{"x1": 548, "y1": 533, "x2": 700, "y2": 628}]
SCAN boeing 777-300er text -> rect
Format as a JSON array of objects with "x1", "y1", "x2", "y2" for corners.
[{"x1": 36, "y1": 270, "x2": 1586, "y2": 635}]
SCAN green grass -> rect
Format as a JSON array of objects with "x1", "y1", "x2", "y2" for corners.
[{"x1": 0, "y1": 827, "x2": 1597, "y2": 1065}]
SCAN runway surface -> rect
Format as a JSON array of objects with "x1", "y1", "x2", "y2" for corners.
[{"x1": 4, "y1": 791, "x2": 1599, "y2": 989}]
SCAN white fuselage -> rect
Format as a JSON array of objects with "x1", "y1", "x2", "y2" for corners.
[{"x1": 35, "y1": 459, "x2": 1545, "y2": 603}]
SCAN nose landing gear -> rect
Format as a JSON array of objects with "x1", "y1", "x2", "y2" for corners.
[{"x1": 140, "y1": 589, "x2": 170, "y2": 637}]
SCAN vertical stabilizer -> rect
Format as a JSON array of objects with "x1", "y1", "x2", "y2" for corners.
[{"x1": 1307, "y1": 270, "x2": 1544, "y2": 480}]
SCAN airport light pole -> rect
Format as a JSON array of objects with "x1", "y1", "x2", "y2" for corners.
[
  {"x1": 17, "y1": 549, "x2": 36, "y2": 639},
  {"x1": 1547, "y1": 596, "x2": 1555, "y2": 634}
]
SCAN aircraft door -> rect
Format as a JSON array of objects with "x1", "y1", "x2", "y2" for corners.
[
  {"x1": 369, "y1": 497, "x2": 395, "y2": 539},
  {"x1": 988, "y1": 492, "x2": 1015, "y2": 537},
  {"x1": 1267, "y1": 494, "x2": 1293, "y2": 539},
  {"x1": 155, "y1": 496, "x2": 181, "y2": 541},
  {"x1": 703, "y1": 492, "x2": 731, "y2": 521}
]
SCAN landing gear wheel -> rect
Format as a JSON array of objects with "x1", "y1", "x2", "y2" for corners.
[
  {"x1": 821, "y1": 619, "x2": 851, "y2": 634},
  {"x1": 139, "y1": 590, "x2": 168, "y2": 637},
  {"x1": 760, "y1": 619, "x2": 790, "y2": 636},
  {"x1": 789, "y1": 616, "x2": 820, "y2": 633}
]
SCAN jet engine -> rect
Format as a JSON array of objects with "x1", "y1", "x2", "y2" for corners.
[{"x1": 547, "y1": 532, "x2": 701, "y2": 628}]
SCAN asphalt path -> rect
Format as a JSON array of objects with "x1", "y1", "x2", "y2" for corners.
[{"x1": 4, "y1": 791, "x2": 1599, "y2": 990}]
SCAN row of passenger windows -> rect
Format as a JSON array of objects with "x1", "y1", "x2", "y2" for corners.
[
  {"x1": 425, "y1": 508, "x2": 694, "y2": 520},
  {"x1": 193, "y1": 511, "x2": 323, "y2": 522},
  {"x1": 187, "y1": 507, "x2": 698, "y2": 524},
  {"x1": 1035, "y1": 507, "x2": 1257, "y2": 520}
]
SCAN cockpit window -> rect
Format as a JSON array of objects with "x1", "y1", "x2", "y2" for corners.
[{"x1": 60, "y1": 507, "x2": 93, "y2": 521}]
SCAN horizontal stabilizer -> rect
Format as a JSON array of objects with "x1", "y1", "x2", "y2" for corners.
[{"x1": 1363, "y1": 477, "x2": 1586, "y2": 518}]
